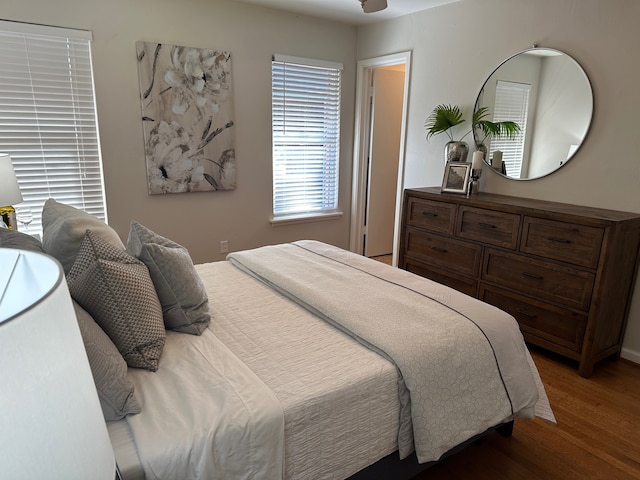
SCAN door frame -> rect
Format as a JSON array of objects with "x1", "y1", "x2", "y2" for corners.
[{"x1": 349, "y1": 51, "x2": 411, "y2": 265}]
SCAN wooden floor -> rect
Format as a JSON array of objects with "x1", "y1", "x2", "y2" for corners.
[
  {"x1": 411, "y1": 347, "x2": 640, "y2": 480},
  {"x1": 370, "y1": 254, "x2": 392, "y2": 265}
]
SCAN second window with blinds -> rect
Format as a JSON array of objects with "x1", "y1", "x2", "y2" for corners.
[{"x1": 271, "y1": 55, "x2": 342, "y2": 223}]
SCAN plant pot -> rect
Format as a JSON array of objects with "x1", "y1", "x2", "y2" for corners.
[{"x1": 444, "y1": 141, "x2": 469, "y2": 164}]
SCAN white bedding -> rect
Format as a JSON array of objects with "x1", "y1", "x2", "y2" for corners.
[
  {"x1": 227, "y1": 240, "x2": 555, "y2": 463},
  {"x1": 114, "y1": 260, "x2": 402, "y2": 480},
  {"x1": 109, "y1": 241, "x2": 554, "y2": 480},
  {"x1": 196, "y1": 261, "x2": 401, "y2": 480},
  {"x1": 123, "y1": 327, "x2": 285, "y2": 480}
]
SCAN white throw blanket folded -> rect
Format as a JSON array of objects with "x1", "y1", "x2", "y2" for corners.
[{"x1": 227, "y1": 240, "x2": 555, "y2": 463}]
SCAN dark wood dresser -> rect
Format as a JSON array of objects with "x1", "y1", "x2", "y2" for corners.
[{"x1": 398, "y1": 187, "x2": 640, "y2": 377}]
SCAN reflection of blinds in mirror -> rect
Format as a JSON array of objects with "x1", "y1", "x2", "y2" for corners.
[{"x1": 492, "y1": 81, "x2": 531, "y2": 178}]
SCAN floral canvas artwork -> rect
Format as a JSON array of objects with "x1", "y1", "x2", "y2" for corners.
[{"x1": 136, "y1": 41, "x2": 236, "y2": 194}]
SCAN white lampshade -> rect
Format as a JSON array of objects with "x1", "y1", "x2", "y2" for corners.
[
  {"x1": 0, "y1": 153, "x2": 23, "y2": 206},
  {"x1": 361, "y1": 0, "x2": 387, "y2": 13},
  {"x1": 0, "y1": 248, "x2": 116, "y2": 480}
]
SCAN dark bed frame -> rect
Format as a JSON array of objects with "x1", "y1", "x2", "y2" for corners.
[{"x1": 347, "y1": 420, "x2": 514, "y2": 480}]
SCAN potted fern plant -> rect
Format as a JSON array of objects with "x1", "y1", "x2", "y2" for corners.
[
  {"x1": 425, "y1": 104, "x2": 521, "y2": 164},
  {"x1": 424, "y1": 104, "x2": 470, "y2": 163}
]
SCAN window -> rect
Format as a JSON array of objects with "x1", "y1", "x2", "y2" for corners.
[
  {"x1": 0, "y1": 20, "x2": 105, "y2": 236},
  {"x1": 271, "y1": 54, "x2": 342, "y2": 220},
  {"x1": 491, "y1": 80, "x2": 531, "y2": 178}
]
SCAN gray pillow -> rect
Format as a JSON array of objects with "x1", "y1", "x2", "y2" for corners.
[
  {"x1": 42, "y1": 198, "x2": 125, "y2": 274},
  {"x1": 73, "y1": 301, "x2": 141, "y2": 421},
  {"x1": 67, "y1": 230, "x2": 165, "y2": 371},
  {"x1": 126, "y1": 221, "x2": 210, "y2": 335},
  {"x1": 0, "y1": 228, "x2": 44, "y2": 252}
]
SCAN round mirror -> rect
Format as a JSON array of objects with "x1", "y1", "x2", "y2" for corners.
[{"x1": 473, "y1": 47, "x2": 593, "y2": 180}]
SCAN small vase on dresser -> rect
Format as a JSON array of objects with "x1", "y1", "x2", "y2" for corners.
[{"x1": 444, "y1": 141, "x2": 469, "y2": 163}]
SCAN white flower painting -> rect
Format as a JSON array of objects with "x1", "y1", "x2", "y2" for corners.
[{"x1": 136, "y1": 41, "x2": 236, "y2": 194}]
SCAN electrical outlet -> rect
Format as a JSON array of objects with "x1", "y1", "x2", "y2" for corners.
[{"x1": 219, "y1": 240, "x2": 228, "y2": 254}]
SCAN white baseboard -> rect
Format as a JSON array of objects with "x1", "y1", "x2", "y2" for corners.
[{"x1": 620, "y1": 347, "x2": 640, "y2": 365}]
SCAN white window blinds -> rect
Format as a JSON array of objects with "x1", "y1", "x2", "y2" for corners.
[
  {"x1": 491, "y1": 80, "x2": 531, "y2": 178},
  {"x1": 271, "y1": 54, "x2": 342, "y2": 217},
  {"x1": 0, "y1": 21, "x2": 105, "y2": 236}
]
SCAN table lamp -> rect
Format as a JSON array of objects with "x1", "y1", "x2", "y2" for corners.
[
  {"x1": 0, "y1": 248, "x2": 116, "y2": 479},
  {"x1": 0, "y1": 153, "x2": 24, "y2": 229}
]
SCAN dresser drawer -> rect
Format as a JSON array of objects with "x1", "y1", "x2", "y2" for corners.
[
  {"x1": 482, "y1": 248, "x2": 595, "y2": 311},
  {"x1": 404, "y1": 227, "x2": 481, "y2": 277},
  {"x1": 480, "y1": 285, "x2": 587, "y2": 353},
  {"x1": 455, "y1": 206, "x2": 520, "y2": 249},
  {"x1": 521, "y1": 217, "x2": 604, "y2": 269},
  {"x1": 406, "y1": 197, "x2": 456, "y2": 234},
  {"x1": 403, "y1": 258, "x2": 478, "y2": 297}
]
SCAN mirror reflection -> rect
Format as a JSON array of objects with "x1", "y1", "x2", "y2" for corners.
[{"x1": 473, "y1": 47, "x2": 593, "y2": 180}]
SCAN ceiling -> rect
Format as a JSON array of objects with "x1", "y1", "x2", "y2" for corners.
[{"x1": 231, "y1": 0, "x2": 462, "y2": 26}]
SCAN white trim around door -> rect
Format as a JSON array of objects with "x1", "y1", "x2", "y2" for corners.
[{"x1": 350, "y1": 51, "x2": 411, "y2": 266}]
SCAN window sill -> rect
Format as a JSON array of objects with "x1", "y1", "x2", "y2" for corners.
[{"x1": 270, "y1": 211, "x2": 343, "y2": 227}]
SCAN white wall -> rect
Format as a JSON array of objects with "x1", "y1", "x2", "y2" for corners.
[
  {"x1": 356, "y1": 0, "x2": 640, "y2": 361},
  {"x1": 2, "y1": 0, "x2": 357, "y2": 264}
]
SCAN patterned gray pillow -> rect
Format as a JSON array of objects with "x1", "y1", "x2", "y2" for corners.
[
  {"x1": 73, "y1": 301, "x2": 141, "y2": 421},
  {"x1": 68, "y1": 230, "x2": 166, "y2": 371},
  {"x1": 126, "y1": 221, "x2": 210, "y2": 335}
]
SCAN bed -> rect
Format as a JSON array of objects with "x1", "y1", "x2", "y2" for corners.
[
  {"x1": 105, "y1": 239, "x2": 554, "y2": 480},
  {"x1": 0, "y1": 201, "x2": 553, "y2": 479}
]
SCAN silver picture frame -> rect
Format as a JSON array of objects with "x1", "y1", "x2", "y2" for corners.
[{"x1": 441, "y1": 161, "x2": 471, "y2": 194}]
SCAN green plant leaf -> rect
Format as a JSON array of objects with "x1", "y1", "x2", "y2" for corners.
[
  {"x1": 472, "y1": 106, "x2": 522, "y2": 145},
  {"x1": 424, "y1": 104, "x2": 466, "y2": 141},
  {"x1": 472, "y1": 106, "x2": 490, "y2": 125}
]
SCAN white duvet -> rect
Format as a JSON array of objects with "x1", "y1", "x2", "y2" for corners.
[
  {"x1": 227, "y1": 240, "x2": 555, "y2": 463},
  {"x1": 196, "y1": 261, "x2": 401, "y2": 480},
  {"x1": 124, "y1": 328, "x2": 284, "y2": 480},
  {"x1": 117, "y1": 240, "x2": 554, "y2": 480}
]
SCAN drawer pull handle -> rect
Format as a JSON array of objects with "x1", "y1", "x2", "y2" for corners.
[
  {"x1": 517, "y1": 309, "x2": 537, "y2": 319},
  {"x1": 522, "y1": 272, "x2": 543, "y2": 280},
  {"x1": 422, "y1": 211, "x2": 438, "y2": 217},
  {"x1": 431, "y1": 246, "x2": 448, "y2": 253},
  {"x1": 548, "y1": 236, "x2": 571, "y2": 244},
  {"x1": 479, "y1": 222, "x2": 496, "y2": 229}
]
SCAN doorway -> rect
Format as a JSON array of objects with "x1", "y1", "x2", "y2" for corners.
[{"x1": 350, "y1": 52, "x2": 411, "y2": 266}]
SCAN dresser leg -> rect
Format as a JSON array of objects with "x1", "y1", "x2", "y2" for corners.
[{"x1": 578, "y1": 359, "x2": 595, "y2": 378}]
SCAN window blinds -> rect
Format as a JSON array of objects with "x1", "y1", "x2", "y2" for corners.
[
  {"x1": 491, "y1": 80, "x2": 531, "y2": 178},
  {"x1": 0, "y1": 21, "x2": 105, "y2": 235},
  {"x1": 271, "y1": 55, "x2": 342, "y2": 217}
]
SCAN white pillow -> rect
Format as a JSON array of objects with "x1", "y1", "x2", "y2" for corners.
[{"x1": 42, "y1": 198, "x2": 125, "y2": 274}]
